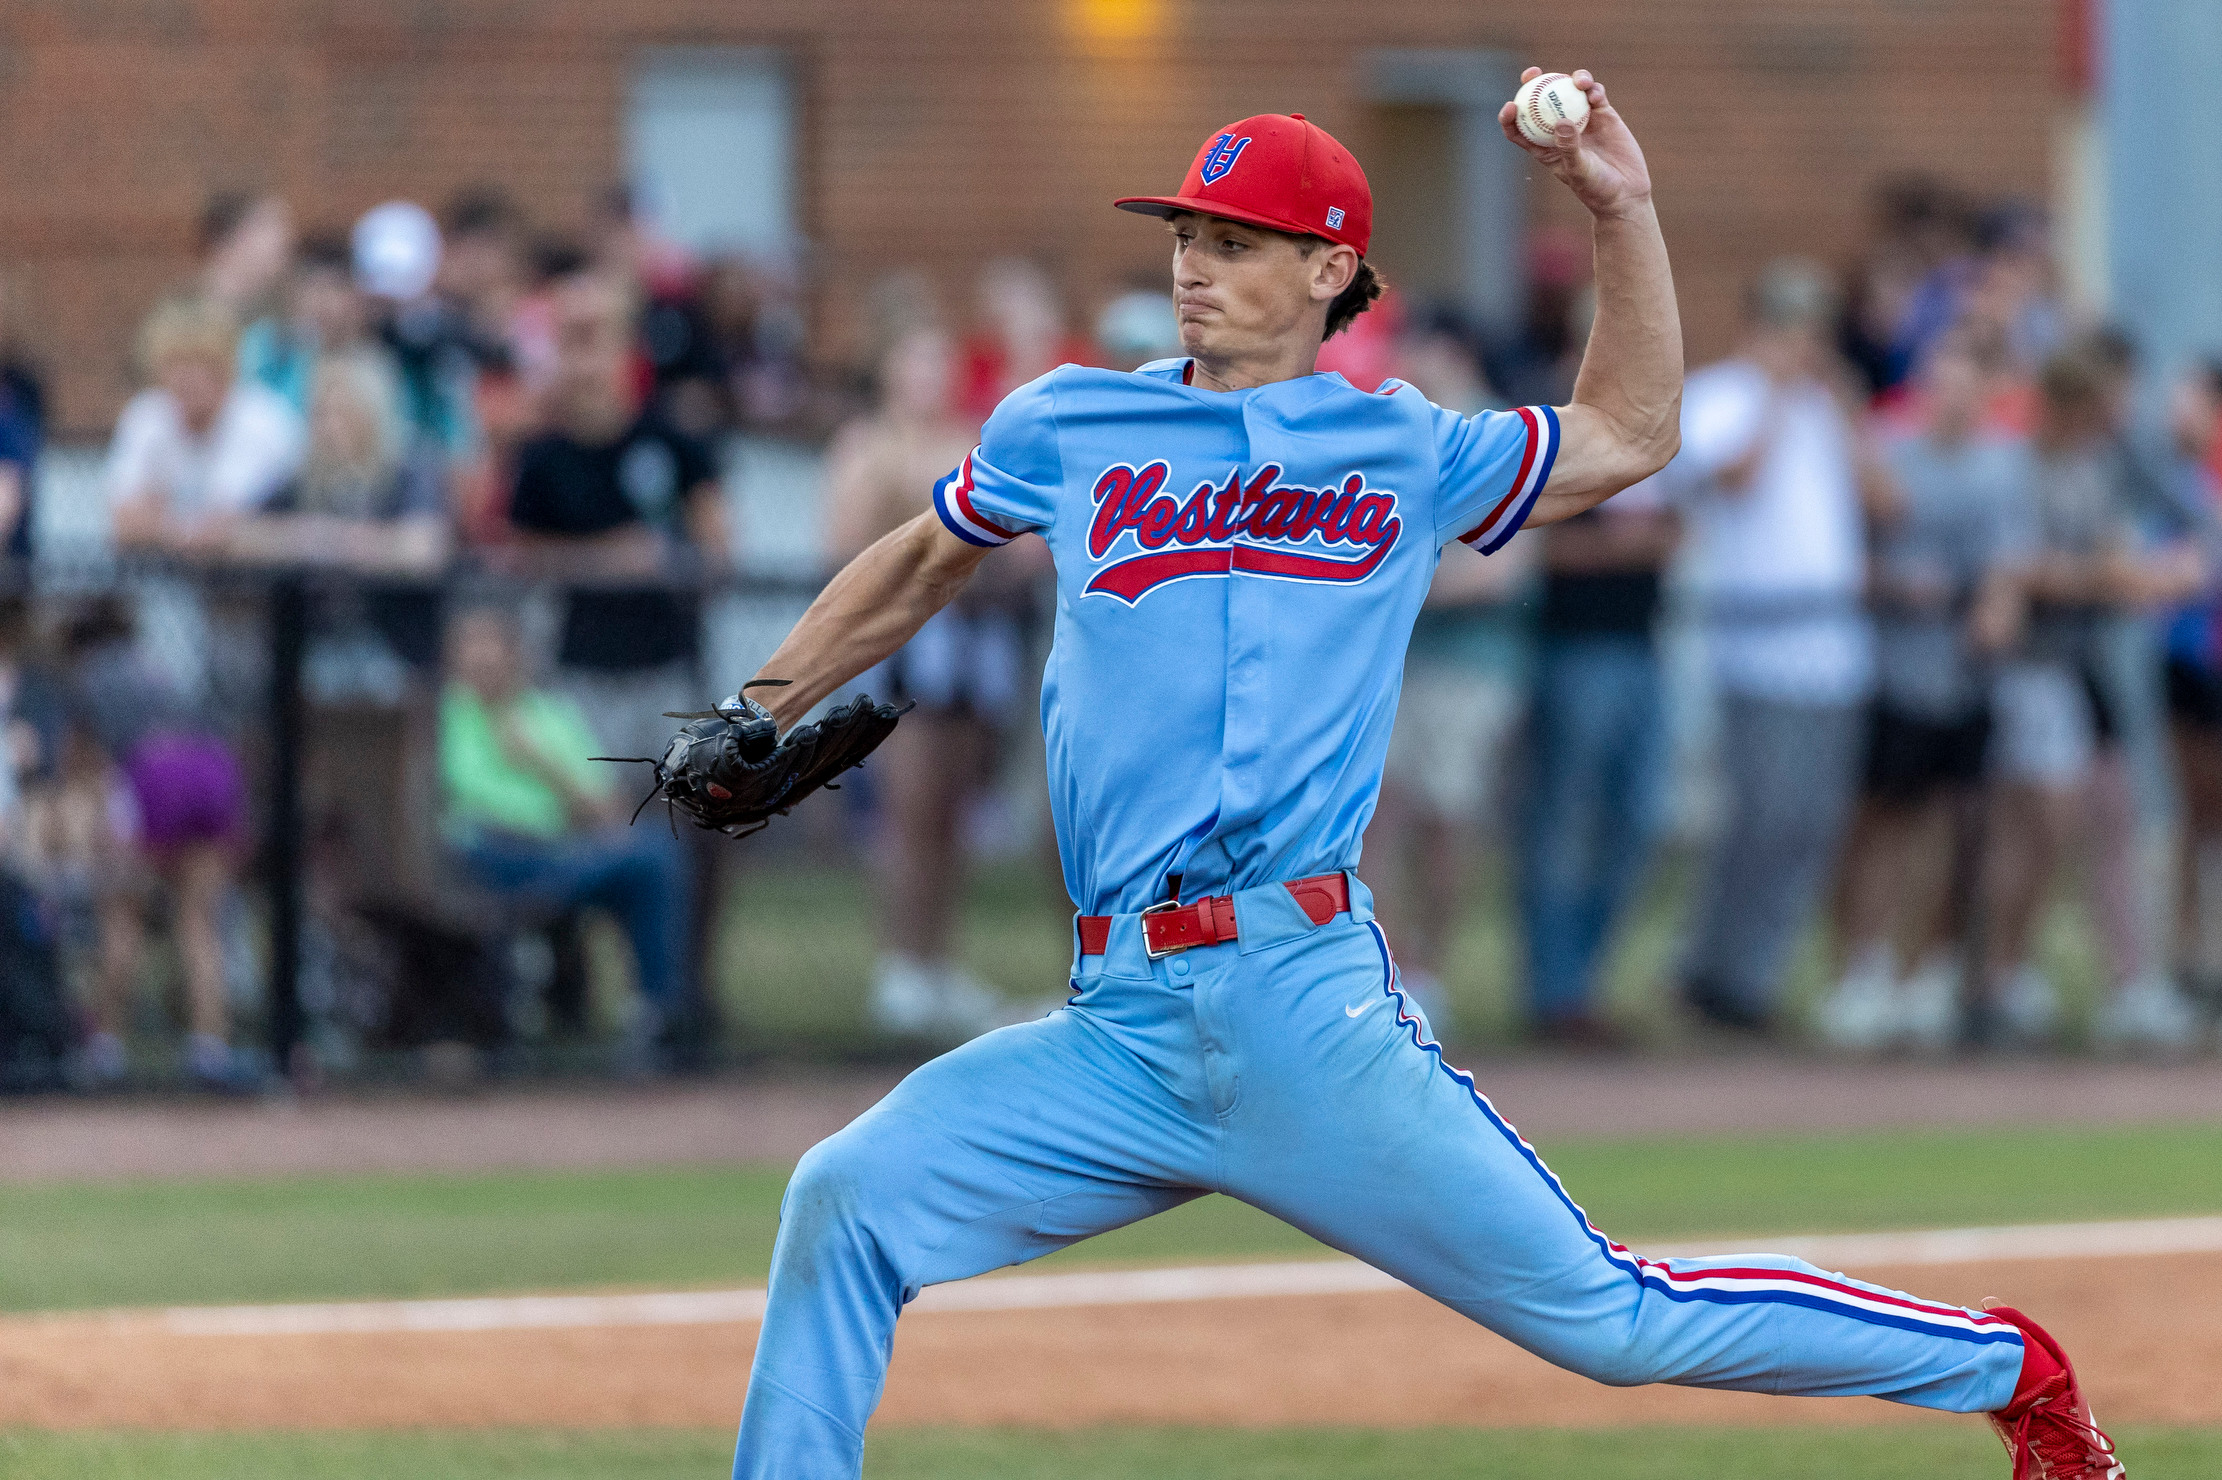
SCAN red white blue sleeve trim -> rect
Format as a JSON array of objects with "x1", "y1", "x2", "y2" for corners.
[
  {"x1": 1459, "y1": 404, "x2": 1559, "y2": 555},
  {"x1": 932, "y1": 451, "x2": 1024, "y2": 548}
]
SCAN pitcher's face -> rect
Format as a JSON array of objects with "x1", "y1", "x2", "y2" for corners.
[{"x1": 1166, "y1": 213, "x2": 1349, "y2": 364}]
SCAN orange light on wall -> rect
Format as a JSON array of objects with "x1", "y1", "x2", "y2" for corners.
[{"x1": 1066, "y1": 0, "x2": 1167, "y2": 48}]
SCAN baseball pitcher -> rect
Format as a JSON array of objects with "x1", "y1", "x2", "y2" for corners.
[{"x1": 702, "y1": 69, "x2": 2118, "y2": 1480}]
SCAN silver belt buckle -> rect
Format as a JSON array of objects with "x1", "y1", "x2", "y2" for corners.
[{"x1": 1140, "y1": 899, "x2": 1188, "y2": 959}]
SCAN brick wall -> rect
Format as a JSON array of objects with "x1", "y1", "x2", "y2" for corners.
[{"x1": 0, "y1": 0, "x2": 2056, "y2": 437}]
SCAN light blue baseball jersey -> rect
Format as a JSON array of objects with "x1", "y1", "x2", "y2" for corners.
[{"x1": 930, "y1": 357, "x2": 1559, "y2": 915}]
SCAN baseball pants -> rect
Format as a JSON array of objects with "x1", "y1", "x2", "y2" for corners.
[{"x1": 733, "y1": 875, "x2": 2024, "y2": 1477}]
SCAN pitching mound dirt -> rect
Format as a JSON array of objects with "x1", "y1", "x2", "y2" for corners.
[{"x1": 1, "y1": 1251, "x2": 2212, "y2": 1432}]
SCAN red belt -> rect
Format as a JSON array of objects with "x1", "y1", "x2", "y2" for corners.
[{"x1": 1078, "y1": 872, "x2": 1350, "y2": 959}]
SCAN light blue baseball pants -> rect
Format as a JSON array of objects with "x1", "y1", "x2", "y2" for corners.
[{"x1": 733, "y1": 876, "x2": 2024, "y2": 1477}]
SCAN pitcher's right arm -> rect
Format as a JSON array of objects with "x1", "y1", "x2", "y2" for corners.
[{"x1": 747, "y1": 512, "x2": 991, "y2": 730}]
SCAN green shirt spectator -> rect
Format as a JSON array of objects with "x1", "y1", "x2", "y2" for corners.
[
  {"x1": 440, "y1": 685, "x2": 611, "y2": 842},
  {"x1": 438, "y1": 603, "x2": 688, "y2": 1056}
]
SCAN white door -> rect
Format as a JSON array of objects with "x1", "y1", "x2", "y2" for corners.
[{"x1": 626, "y1": 47, "x2": 797, "y2": 260}]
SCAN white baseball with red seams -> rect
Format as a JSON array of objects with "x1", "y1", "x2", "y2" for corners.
[{"x1": 1514, "y1": 71, "x2": 1591, "y2": 146}]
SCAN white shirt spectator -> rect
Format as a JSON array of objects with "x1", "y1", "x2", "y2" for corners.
[
  {"x1": 1675, "y1": 358, "x2": 1872, "y2": 706},
  {"x1": 102, "y1": 382, "x2": 303, "y2": 527},
  {"x1": 100, "y1": 380, "x2": 302, "y2": 710}
]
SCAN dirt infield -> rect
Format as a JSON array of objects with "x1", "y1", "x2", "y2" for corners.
[
  {"x1": 11, "y1": 1059, "x2": 2222, "y2": 1184},
  {"x1": 5, "y1": 1250, "x2": 2214, "y2": 1432}
]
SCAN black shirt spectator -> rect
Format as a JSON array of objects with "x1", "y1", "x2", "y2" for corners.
[
  {"x1": 511, "y1": 408, "x2": 719, "y2": 671},
  {"x1": 1538, "y1": 548, "x2": 1664, "y2": 637}
]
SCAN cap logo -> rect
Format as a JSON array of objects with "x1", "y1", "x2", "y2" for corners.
[
  {"x1": 1325, "y1": 206, "x2": 1345, "y2": 230},
  {"x1": 1198, "y1": 132, "x2": 1252, "y2": 185}
]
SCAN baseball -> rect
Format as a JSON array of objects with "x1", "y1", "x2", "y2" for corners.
[{"x1": 1514, "y1": 72, "x2": 1590, "y2": 147}]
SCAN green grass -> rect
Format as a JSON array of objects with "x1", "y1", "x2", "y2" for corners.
[
  {"x1": 6, "y1": 1122, "x2": 2220, "y2": 1314},
  {"x1": 0, "y1": 1165, "x2": 798, "y2": 1314},
  {"x1": 714, "y1": 861, "x2": 1075, "y2": 1053},
  {"x1": 2, "y1": 1426, "x2": 2216, "y2": 1480}
]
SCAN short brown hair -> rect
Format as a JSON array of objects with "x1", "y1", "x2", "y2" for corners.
[
  {"x1": 1292, "y1": 235, "x2": 1385, "y2": 340},
  {"x1": 1322, "y1": 259, "x2": 1384, "y2": 340}
]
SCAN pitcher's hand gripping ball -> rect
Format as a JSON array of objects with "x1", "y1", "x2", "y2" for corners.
[
  {"x1": 607, "y1": 680, "x2": 910, "y2": 838},
  {"x1": 1512, "y1": 71, "x2": 1590, "y2": 146}
]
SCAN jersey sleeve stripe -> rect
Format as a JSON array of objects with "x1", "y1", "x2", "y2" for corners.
[
  {"x1": 1458, "y1": 404, "x2": 1560, "y2": 554},
  {"x1": 952, "y1": 455, "x2": 1022, "y2": 538},
  {"x1": 932, "y1": 453, "x2": 1019, "y2": 547}
]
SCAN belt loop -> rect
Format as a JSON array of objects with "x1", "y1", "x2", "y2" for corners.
[{"x1": 1341, "y1": 869, "x2": 1374, "y2": 924}]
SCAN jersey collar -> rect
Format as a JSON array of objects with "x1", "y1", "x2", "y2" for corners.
[{"x1": 1138, "y1": 357, "x2": 1354, "y2": 399}]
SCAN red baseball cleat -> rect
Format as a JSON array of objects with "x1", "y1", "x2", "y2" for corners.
[{"x1": 1984, "y1": 1305, "x2": 2126, "y2": 1478}]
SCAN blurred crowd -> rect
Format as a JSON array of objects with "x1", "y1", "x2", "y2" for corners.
[
  {"x1": 1366, "y1": 176, "x2": 2222, "y2": 1062},
  {"x1": 0, "y1": 181, "x2": 1186, "y2": 1091},
  {"x1": 0, "y1": 185, "x2": 778, "y2": 1090},
  {"x1": 1, "y1": 170, "x2": 2220, "y2": 1094}
]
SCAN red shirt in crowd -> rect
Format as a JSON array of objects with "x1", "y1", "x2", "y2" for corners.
[{"x1": 959, "y1": 332, "x2": 1102, "y2": 425}]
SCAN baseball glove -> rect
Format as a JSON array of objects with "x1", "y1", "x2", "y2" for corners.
[{"x1": 602, "y1": 680, "x2": 911, "y2": 839}]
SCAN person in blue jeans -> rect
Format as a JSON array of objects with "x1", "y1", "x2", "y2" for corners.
[
  {"x1": 439, "y1": 602, "x2": 687, "y2": 1057},
  {"x1": 1519, "y1": 475, "x2": 1678, "y2": 1044}
]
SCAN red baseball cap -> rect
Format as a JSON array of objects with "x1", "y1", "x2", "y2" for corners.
[{"x1": 1115, "y1": 113, "x2": 1373, "y2": 257}]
